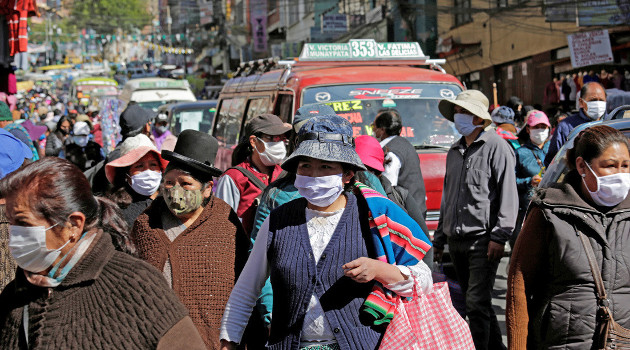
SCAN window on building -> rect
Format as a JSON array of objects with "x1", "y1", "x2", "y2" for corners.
[
  {"x1": 454, "y1": 0, "x2": 472, "y2": 26},
  {"x1": 497, "y1": 0, "x2": 508, "y2": 7}
]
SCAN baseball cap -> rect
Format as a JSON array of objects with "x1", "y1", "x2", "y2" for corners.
[
  {"x1": 526, "y1": 110, "x2": 551, "y2": 127},
  {"x1": 244, "y1": 114, "x2": 291, "y2": 137}
]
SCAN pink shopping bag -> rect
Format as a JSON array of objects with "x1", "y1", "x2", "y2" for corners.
[{"x1": 380, "y1": 281, "x2": 475, "y2": 350}]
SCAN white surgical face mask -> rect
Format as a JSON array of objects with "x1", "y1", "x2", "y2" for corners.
[
  {"x1": 73, "y1": 135, "x2": 89, "y2": 147},
  {"x1": 454, "y1": 113, "x2": 481, "y2": 137},
  {"x1": 295, "y1": 173, "x2": 344, "y2": 208},
  {"x1": 9, "y1": 223, "x2": 71, "y2": 273},
  {"x1": 529, "y1": 128, "x2": 549, "y2": 145},
  {"x1": 583, "y1": 162, "x2": 630, "y2": 207},
  {"x1": 155, "y1": 125, "x2": 168, "y2": 135},
  {"x1": 129, "y1": 170, "x2": 162, "y2": 196},
  {"x1": 256, "y1": 138, "x2": 287, "y2": 166},
  {"x1": 585, "y1": 101, "x2": 606, "y2": 120}
]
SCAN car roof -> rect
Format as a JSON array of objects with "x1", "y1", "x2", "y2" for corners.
[{"x1": 157, "y1": 100, "x2": 217, "y2": 112}]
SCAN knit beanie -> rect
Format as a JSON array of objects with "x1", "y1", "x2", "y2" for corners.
[{"x1": 0, "y1": 101, "x2": 11, "y2": 121}]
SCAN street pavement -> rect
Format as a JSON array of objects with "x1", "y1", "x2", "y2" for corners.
[{"x1": 493, "y1": 257, "x2": 509, "y2": 347}]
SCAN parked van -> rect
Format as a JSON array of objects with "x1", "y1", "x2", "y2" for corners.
[
  {"x1": 212, "y1": 39, "x2": 464, "y2": 230},
  {"x1": 119, "y1": 77, "x2": 196, "y2": 111}
]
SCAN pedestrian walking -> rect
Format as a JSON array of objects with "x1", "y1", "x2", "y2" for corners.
[
  {"x1": 433, "y1": 89, "x2": 518, "y2": 350},
  {"x1": 492, "y1": 106, "x2": 520, "y2": 150},
  {"x1": 246, "y1": 104, "x2": 337, "y2": 339},
  {"x1": 220, "y1": 115, "x2": 433, "y2": 350},
  {"x1": 507, "y1": 125, "x2": 630, "y2": 349},
  {"x1": 215, "y1": 114, "x2": 291, "y2": 237},
  {"x1": 545, "y1": 82, "x2": 607, "y2": 166},
  {"x1": 371, "y1": 108, "x2": 428, "y2": 221},
  {"x1": 105, "y1": 134, "x2": 168, "y2": 227},
  {"x1": 152, "y1": 112, "x2": 177, "y2": 151},
  {"x1": 512, "y1": 110, "x2": 551, "y2": 247},
  {"x1": 132, "y1": 130, "x2": 249, "y2": 349},
  {"x1": 64, "y1": 121, "x2": 104, "y2": 171},
  {"x1": 0, "y1": 157, "x2": 206, "y2": 349}
]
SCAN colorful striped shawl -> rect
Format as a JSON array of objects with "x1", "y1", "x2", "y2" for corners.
[{"x1": 354, "y1": 182, "x2": 432, "y2": 325}]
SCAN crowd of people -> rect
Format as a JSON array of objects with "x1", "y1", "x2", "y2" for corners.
[{"x1": 0, "y1": 79, "x2": 628, "y2": 350}]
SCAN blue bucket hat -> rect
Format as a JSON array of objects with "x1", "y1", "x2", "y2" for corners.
[
  {"x1": 491, "y1": 106, "x2": 515, "y2": 125},
  {"x1": 292, "y1": 103, "x2": 337, "y2": 132},
  {"x1": 0, "y1": 128, "x2": 33, "y2": 179},
  {"x1": 282, "y1": 115, "x2": 366, "y2": 172}
]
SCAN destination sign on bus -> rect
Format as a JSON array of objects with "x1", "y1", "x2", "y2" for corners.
[
  {"x1": 138, "y1": 80, "x2": 187, "y2": 89},
  {"x1": 299, "y1": 39, "x2": 428, "y2": 61}
]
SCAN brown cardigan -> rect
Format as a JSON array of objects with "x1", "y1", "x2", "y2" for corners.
[
  {"x1": 0, "y1": 230, "x2": 205, "y2": 349},
  {"x1": 132, "y1": 196, "x2": 249, "y2": 350},
  {"x1": 0, "y1": 204, "x2": 16, "y2": 291}
]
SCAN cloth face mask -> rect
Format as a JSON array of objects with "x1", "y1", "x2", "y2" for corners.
[
  {"x1": 9, "y1": 223, "x2": 71, "y2": 273},
  {"x1": 294, "y1": 173, "x2": 344, "y2": 208},
  {"x1": 585, "y1": 101, "x2": 606, "y2": 120},
  {"x1": 583, "y1": 162, "x2": 630, "y2": 207},
  {"x1": 529, "y1": 128, "x2": 549, "y2": 145},
  {"x1": 256, "y1": 138, "x2": 287, "y2": 166},
  {"x1": 163, "y1": 184, "x2": 204, "y2": 216},
  {"x1": 129, "y1": 170, "x2": 162, "y2": 197},
  {"x1": 454, "y1": 113, "x2": 481, "y2": 137}
]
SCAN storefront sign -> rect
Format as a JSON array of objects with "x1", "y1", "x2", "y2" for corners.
[{"x1": 567, "y1": 30, "x2": 613, "y2": 68}]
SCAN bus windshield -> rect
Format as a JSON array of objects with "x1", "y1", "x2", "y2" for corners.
[{"x1": 301, "y1": 83, "x2": 463, "y2": 147}]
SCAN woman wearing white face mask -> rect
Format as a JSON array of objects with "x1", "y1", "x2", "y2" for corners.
[
  {"x1": 512, "y1": 110, "x2": 551, "y2": 247},
  {"x1": 220, "y1": 115, "x2": 434, "y2": 350},
  {"x1": 215, "y1": 114, "x2": 291, "y2": 238},
  {"x1": 507, "y1": 125, "x2": 630, "y2": 349},
  {"x1": 0, "y1": 157, "x2": 206, "y2": 349},
  {"x1": 105, "y1": 134, "x2": 168, "y2": 227}
]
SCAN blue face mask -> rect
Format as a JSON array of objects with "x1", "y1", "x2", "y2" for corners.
[
  {"x1": 454, "y1": 113, "x2": 481, "y2": 137},
  {"x1": 46, "y1": 231, "x2": 90, "y2": 286}
]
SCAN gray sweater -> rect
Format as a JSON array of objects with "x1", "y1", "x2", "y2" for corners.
[{"x1": 434, "y1": 129, "x2": 518, "y2": 247}]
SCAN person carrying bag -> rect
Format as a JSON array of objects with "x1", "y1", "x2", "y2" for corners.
[{"x1": 380, "y1": 277, "x2": 475, "y2": 350}]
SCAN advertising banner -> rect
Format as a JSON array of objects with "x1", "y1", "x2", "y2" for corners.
[{"x1": 250, "y1": 0, "x2": 268, "y2": 52}]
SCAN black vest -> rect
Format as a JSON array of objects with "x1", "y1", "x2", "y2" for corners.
[{"x1": 384, "y1": 136, "x2": 427, "y2": 218}]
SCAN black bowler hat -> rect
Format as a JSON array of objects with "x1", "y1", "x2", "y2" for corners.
[{"x1": 162, "y1": 130, "x2": 223, "y2": 179}]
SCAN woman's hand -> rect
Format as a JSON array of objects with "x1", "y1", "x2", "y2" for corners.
[
  {"x1": 531, "y1": 174, "x2": 542, "y2": 186},
  {"x1": 343, "y1": 257, "x2": 405, "y2": 285},
  {"x1": 220, "y1": 339, "x2": 237, "y2": 350}
]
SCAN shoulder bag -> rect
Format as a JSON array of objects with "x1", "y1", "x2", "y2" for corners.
[{"x1": 578, "y1": 230, "x2": 630, "y2": 349}]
